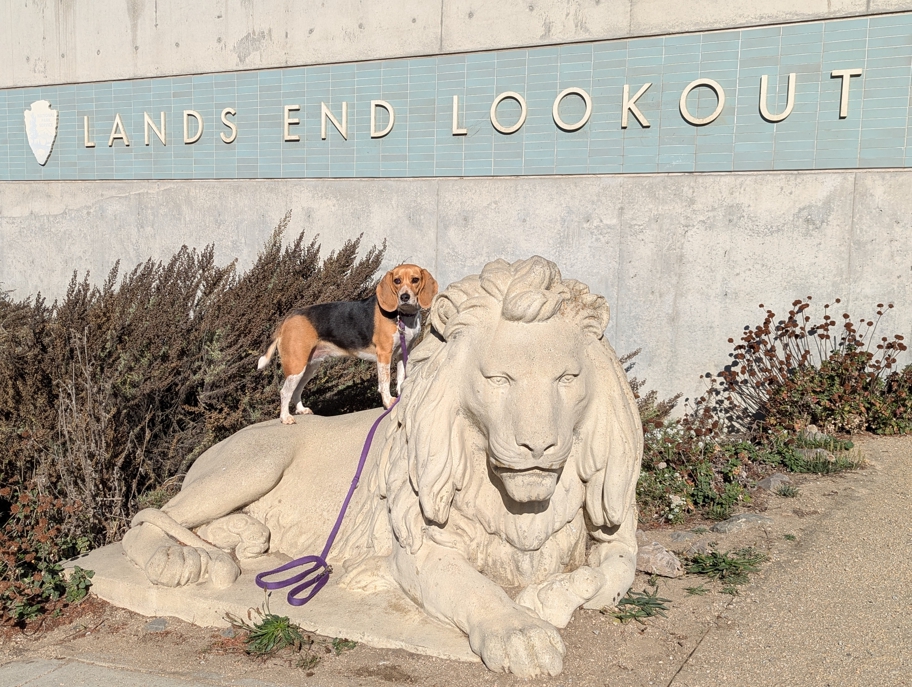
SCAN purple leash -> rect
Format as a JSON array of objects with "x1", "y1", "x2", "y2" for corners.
[{"x1": 255, "y1": 320, "x2": 409, "y2": 606}]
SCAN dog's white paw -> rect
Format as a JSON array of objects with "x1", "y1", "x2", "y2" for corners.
[
  {"x1": 281, "y1": 415, "x2": 296, "y2": 425},
  {"x1": 294, "y1": 404, "x2": 313, "y2": 416}
]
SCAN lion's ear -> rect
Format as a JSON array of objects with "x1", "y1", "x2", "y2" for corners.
[
  {"x1": 564, "y1": 281, "x2": 611, "y2": 338},
  {"x1": 578, "y1": 340, "x2": 643, "y2": 528},
  {"x1": 429, "y1": 275, "x2": 480, "y2": 337}
]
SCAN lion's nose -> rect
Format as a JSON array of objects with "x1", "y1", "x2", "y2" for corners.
[{"x1": 516, "y1": 439, "x2": 556, "y2": 461}]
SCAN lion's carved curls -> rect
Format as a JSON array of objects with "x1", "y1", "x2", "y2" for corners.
[
  {"x1": 335, "y1": 258, "x2": 644, "y2": 678},
  {"x1": 364, "y1": 257, "x2": 642, "y2": 594}
]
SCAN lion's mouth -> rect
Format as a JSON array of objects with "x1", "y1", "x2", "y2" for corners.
[{"x1": 491, "y1": 466, "x2": 561, "y2": 503}]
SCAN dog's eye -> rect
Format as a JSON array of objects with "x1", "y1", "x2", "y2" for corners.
[
  {"x1": 393, "y1": 278, "x2": 402, "y2": 285},
  {"x1": 485, "y1": 375, "x2": 510, "y2": 387},
  {"x1": 559, "y1": 373, "x2": 579, "y2": 385},
  {"x1": 411, "y1": 277, "x2": 420, "y2": 284}
]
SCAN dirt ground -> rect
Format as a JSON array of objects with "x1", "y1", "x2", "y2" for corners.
[{"x1": 0, "y1": 435, "x2": 906, "y2": 687}]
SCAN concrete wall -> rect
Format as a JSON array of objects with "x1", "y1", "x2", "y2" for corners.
[
  {"x1": 4, "y1": 0, "x2": 912, "y2": 88},
  {"x1": 3, "y1": 1, "x2": 912, "y2": 403},
  {"x1": 3, "y1": 170, "x2": 910, "y2": 403}
]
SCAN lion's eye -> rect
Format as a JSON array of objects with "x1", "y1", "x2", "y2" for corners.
[
  {"x1": 559, "y1": 373, "x2": 579, "y2": 385},
  {"x1": 486, "y1": 375, "x2": 510, "y2": 387}
]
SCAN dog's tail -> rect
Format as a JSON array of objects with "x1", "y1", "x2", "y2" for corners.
[{"x1": 257, "y1": 338, "x2": 279, "y2": 371}]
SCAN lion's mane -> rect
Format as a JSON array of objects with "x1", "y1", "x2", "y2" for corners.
[{"x1": 339, "y1": 257, "x2": 642, "y2": 588}]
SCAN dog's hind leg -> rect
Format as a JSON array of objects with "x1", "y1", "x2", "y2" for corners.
[
  {"x1": 276, "y1": 316, "x2": 320, "y2": 424},
  {"x1": 280, "y1": 371, "x2": 306, "y2": 424},
  {"x1": 292, "y1": 359, "x2": 323, "y2": 416}
]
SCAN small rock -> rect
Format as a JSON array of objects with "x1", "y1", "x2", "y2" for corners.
[
  {"x1": 656, "y1": 461, "x2": 668, "y2": 470},
  {"x1": 757, "y1": 473, "x2": 791, "y2": 491},
  {"x1": 683, "y1": 540, "x2": 713, "y2": 556},
  {"x1": 220, "y1": 627, "x2": 237, "y2": 638},
  {"x1": 144, "y1": 617, "x2": 168, "y2": 633},
  {"x1": 711, "y1": 513, "x2": 774, "y2": 534},
  {"x1": 669, "y1": 531, "x2": 698, "y2": 543},
  {"x1": 636, "y1": 542, "x2": 684, "y2": 578},
  {"x1": 666, "y1": 531, "x2": 713, "y2": 556},
  {"x1": 799, "y1": 424, "x2": 830, "y2": 442},
  {"x1": 796, "y1": 448, "x2": 835, "y2": 462}
]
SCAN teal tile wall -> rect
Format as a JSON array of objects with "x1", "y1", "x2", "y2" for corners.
[{"x1": 3, "y1": 13, "x2": 912, "y2": 180}]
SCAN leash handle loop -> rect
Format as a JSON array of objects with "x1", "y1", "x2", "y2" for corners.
[
  {"x1": 254, "y1": 324, "x2": 410, "y2": 606},
  {"x1": 255, "y1": 555, "x2": 331, "y2": 606}
]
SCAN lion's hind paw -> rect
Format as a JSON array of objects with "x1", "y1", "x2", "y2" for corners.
[{"x1": 145, "y1": 544, "x2": 240, "y2": 589}]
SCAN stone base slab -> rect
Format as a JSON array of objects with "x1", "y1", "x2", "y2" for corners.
[{"x1": 65, "y1": 544, "x2": 477, "y2": 663}]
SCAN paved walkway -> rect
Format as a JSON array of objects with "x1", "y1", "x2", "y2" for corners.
[
  {"x1": 1, "y1": 437, "x2": 909, "y2": 687},
  {"x1": 0, "y1": 658, "x2": 276, "y2": 687},
  {"x1": 669, "y1": 436, "x2": 911, "y2": 687}
]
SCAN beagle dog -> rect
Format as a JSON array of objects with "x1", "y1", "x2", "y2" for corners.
[{"x1": 258, "y1": 264, "x2": 438, "y2": 424}]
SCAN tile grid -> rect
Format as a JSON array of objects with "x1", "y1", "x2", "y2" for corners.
[{"x1": 4, "y1": 13, "x2": 912, "y2": 180}]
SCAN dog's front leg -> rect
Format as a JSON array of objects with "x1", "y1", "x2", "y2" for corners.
[
  {"x1": 390, "y1": 540, "x2": 565, "y2": 677},
  {"x1": 376, "y1": 359, "x2": 393, "y2": 408}
]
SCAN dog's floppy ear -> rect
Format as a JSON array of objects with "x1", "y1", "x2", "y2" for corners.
[
  {"x1": 417, "y1": 269, "x2": 439, "y2": 309},
  {"x1": 376, "y1": 271, "x2": 399, "y2": 312}
]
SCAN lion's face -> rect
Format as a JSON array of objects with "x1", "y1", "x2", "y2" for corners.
[{"x1": 462, "y1": 317, "x2": 590, "y2": 505}]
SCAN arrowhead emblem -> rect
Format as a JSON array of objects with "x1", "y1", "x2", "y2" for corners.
[{"x1": 24, "y1": 100, "x2": 59, "y2": 166}]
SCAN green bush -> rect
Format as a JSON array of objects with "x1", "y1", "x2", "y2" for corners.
[
  {"x1": 0, "y1": 482, "x2": 92, "y2": 623},
  {"x1": 627, "y1": 352, "x2": 753, "y2": 523},
  {"x1": 626, "y1": 294, "x2": 903, "y2": 525}
]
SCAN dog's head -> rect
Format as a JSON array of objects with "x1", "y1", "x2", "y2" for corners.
[{"x1": 376, "y1": 264, "x2": 439, "y2": 315}]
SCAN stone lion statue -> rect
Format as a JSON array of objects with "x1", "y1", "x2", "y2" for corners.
[{"x1": 122, "y1": 256, "x2": 642, "y2": 677}]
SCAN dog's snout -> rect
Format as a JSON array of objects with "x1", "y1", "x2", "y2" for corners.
[{"x1": 400, "y1": 293, "x2": 411, "y2": 302}]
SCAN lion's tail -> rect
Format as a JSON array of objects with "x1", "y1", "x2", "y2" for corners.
[{"x1": 257, "y1": 337, "x2": 279, "y2": 371}]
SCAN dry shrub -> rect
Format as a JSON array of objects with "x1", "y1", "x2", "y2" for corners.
[
  {"x1": 0, "y1": 211, "x2": 384, "y2": 549},
  {"x1": 621, "y1": 349, "x2": 681, "y2": 432},
  {"x1": 695, "y1": 298, "x2": 909, "y2": 436},
  {"x1": 634, "y1": 297, "x2": 910, "y2": 526}
]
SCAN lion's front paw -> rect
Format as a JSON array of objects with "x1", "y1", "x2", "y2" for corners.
[
  {"x1": 515, "y1": 566, "x2": 606, "y2": 628},
  {"x1": 144, "y1": 544, "x2": 240, "y2": 589},
  {"x1": 468, "y1": 607, "x2": 565, "y2": 677}
]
